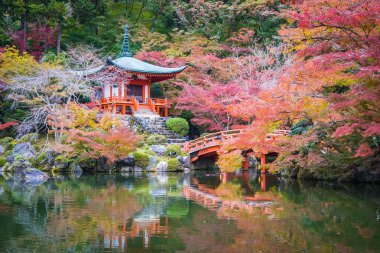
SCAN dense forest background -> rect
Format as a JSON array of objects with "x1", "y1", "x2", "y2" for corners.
[{"x1": 0, "y1": 0, "x2": 285, "y2": 55}]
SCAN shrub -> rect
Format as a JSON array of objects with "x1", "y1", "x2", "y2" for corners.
[
  {"x1": 166, "y1": 145, "x2": 183, "y2": 157},
  {"x1": 200, "y1": 132, "x2": 210, "y2": 137},
  {"x1": 19, "y1": 133, "x2": 38, "y2": 143},
  {"x1": 166, "y1": 118, "x2": 189, "y2": 137},
  {"x1": 0, "y1": 157, "x2": 6, "y2": 167},
  {"x1": 31, "y1": 151, "x2": 47, "y2": 167},
  {"x1": 0, "y1": 137, "x2": 15, "y2": 150},
  {"x1": 133, "y1": 151, "x2": 150, "y2": 168},
  {"x1": 216, "y1": 150, "x2": 243, "y2": 172},
  {"x1": 146, "y1": 134, "x2": 167, "y2": 145},
  {"x1": 167, "y1": 158, "x2": 181, "y2": 171}
]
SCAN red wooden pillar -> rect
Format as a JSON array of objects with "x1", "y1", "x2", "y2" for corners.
[
  {"x1": 261, "y1": 154, "x2": 267, "y2": 174},
  {"x1": 122, "y1": 105, "x2": 126, "y2": 115},
  {"x1": 142, "y1": 84, "x2": 145, "y2": 103},
  {"x1": 242, "y1": 157, "x2": 249, "y2": 171},
  {"x1": 261, "y1": 174, "x2": 267, "y2": 191},
  {"x1": 221, "y1": 172, "x2": 228, "y2": 184},
  {"x1": 164, "y1": 107, "x2": 168, "y2": 117}
]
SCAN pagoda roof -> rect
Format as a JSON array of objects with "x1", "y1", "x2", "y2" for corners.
[
  {"x1": 108, "y1": 56, "x2": 187, "y2": 75},
  {"x1": 71, "y1": 24, "x2": 186, "y2": 82}
]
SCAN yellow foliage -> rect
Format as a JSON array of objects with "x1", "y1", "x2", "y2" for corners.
[
  {"x1": 216, "y1": 150, "x2": 243, "y2": 172},
  {"x1": 131, "y1": 26, "x2": 169, "y2": 51},
  {"x1": 301, "y1": 97, "x2": 329, "y2": 120},
  {"x1": 0, "y1": 47, "x2": 39, "y2": 82},
  {"x1": 69, "y1": 103, "x2": 97, "y2": 129},
  {"x1": 98, "y1": 114, "x2": 123, "y2": 131},
  {"x1": 0, "y1": 47, "x2": 60, "y2": 83}
]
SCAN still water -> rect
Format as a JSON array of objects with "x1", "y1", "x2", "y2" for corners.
[{"x1": 0, "y1": 170, "x2": 379, "y2": 253}]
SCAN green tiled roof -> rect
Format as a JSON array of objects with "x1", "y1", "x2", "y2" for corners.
[
  {"x1": 71, "y1": 24, "x2": 187, "y2": 77},
  {"x1": 109, "y1": 57, "x2": 187, "y2": 75},
  {"x1": 110, "y1": 24, "x2": 186, "y2": 75}
]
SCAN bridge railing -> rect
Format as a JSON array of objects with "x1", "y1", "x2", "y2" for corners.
[
  {"x1": 184, "y1": 129, "x2": 243, "y2": 153},
  {"x1": 184, "y1": 129, "x2": 290, "y2": 154}
]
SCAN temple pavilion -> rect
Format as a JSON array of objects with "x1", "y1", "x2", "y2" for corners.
[{"x1": 89, "y1": 25, "x2": 187, "y2": 117}]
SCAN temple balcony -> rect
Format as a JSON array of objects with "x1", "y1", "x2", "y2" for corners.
[{"x1": 98, "y1": 96, "x2": 169, "y2": 117}]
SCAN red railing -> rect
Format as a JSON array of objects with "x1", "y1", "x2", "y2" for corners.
[
  {"x1": 184, "y1": 129, "x2": 290, "y2": 154},
  {"x1": 99, "y1": 96, "x2": 132, "y2": 103},
  {"x1": 130, "y1": 97, "x2": 139, "y2": 111},
  {"x1": 184, "y1": 129, "x2": 243, "y2": 153},
  {"x1": 151, "y1": 98, "x2": 167, "y2": 105}
]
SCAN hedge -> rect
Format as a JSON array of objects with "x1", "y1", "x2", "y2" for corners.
[{"x1": 166, "y1": 118, "x2": 189, "y2": 137}]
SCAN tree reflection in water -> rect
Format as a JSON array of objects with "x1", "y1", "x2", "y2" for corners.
[{"x1": 0, "y1": 171, "x2": 379, "y2": 252}]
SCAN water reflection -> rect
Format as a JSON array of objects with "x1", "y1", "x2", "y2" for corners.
[{"x1": 0, "y1": 171, "x2": 379, "y2": 252}]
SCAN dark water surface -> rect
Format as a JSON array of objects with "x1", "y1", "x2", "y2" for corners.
[{"x1": 0, "y1": 170, "x2": 379, "y2": 253}]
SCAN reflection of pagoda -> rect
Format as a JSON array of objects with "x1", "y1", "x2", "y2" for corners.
[
  {"x1": 102, "y1": 173, "x2": 190, "y2": 251},
  {"x1": 88, "y1": 25, "x2": 187, "y2": 117},
  {"x1": 102, "y1": 217, "x2": 169, "y2": 251}
]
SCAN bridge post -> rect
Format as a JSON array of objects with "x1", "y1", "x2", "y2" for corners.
[{"x1": 221, "y1": 172, "x2": 228, "y2": 184}]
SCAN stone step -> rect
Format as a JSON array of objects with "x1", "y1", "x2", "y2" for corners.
[
  {"x1": 130, "y1": 116, "x2": 187, "y2": 145},
  {"x1": 167, "y1": 138, "x2": 187, "y2": 143}
]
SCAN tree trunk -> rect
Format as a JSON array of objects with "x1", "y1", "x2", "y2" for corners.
[
  {"x1": 56, "y1": 20, "x2": 62, "y2": 54},
  {"x1": 21, "y1": 19, "x2": 28, "y2": 53}
]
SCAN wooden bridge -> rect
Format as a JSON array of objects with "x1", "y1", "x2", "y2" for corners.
[{"x1": 183, "y1": 129, "x2": 290, "y2": 165}]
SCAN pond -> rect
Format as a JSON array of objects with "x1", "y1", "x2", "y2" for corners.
[{"x1": 0, "y1": 170, "x2": 379, "y2": 252}]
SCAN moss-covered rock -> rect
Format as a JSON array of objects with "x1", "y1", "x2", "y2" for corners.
[
  {"x1": 0, "y1": 156, "x2": 6, "y2": 167},
  {"x1": 167, "y1": 158, "x2": 181, "y2": 171},
  {"x1": 165, "y1": 144, "x2": 182, "y2": 157},
  {"x1": 0, "y1": 137, "x2": 16, "y2": 151},
  {"x1": 133, "y1": 151, "x2": 150, "y2": 168}
]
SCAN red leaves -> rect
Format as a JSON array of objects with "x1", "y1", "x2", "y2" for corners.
[
  {"x1": 64, "y1": 126, "x2": 140, "y2": 164},
  {"x1": 332, "y1": 124, "x2": 358, "y2": 138},
  {"x1": 12, "y1": 25, "x2": 58, "y2": 60},
  {"x1": 354, "y1": 143, "x2": 374, "y2": 158},
  {"x1": 364, "y1": 124, "x2": 380, "y2": 137},
  {"x1": 0, "y1": 121, "x2": 18, "y2": 131}
]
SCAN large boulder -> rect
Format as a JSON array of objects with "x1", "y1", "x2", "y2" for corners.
[
  {"x1": 20, "y1": 168, "x2": 49, "y2": 183},
  {"x1": 177, "y1": 155, "x2": 191, "y2": 168},
  {"x1": 96, "y1": 157, "x2": 111, "y2": 172},
  {"x1": 156, "y1": 161, "x2": 168, "y2": 172},
  {"x1": 6, "y1": 142, "x2": 36, "y2": 164},
  {"x1": 117, "y1": 155, "x2": 135, "y2": 167},
  {"x1": 150, "y1": 145, "x2": 167, "y2": 156},
  {"x1": 45, "y1": 151, "x2": 57, "y2": 167},
  {"x1": 121, "y1": 166, "x2": 133, "y2": 173},
  {"x1": 13, "y1": 166, "x2": 49, "y2": 184},
  {"x1": 176, "y1": 155, "x2": 184, "y2": 164},
  {"x1": 146, "y1": 156, "x2": 158, "y2": 172},
  {"x1": 70, "y1": 163, "x2": 83, "y2": 179}
]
